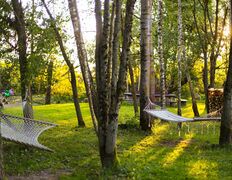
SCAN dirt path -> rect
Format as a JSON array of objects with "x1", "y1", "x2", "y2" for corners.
[{"x1": 7, "y1": 170, "x2": 72, "y2": 180}]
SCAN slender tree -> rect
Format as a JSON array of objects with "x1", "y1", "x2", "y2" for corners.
[
  {"x1": 0, "y1": 116, "x2": 4, "y2": 179},
  {"x1": 209, "y1": 0, "x2": 219, "y2": 88},
  {"x1": 68, "y1": 0, "x2": 98, "y2": 133},
  {"x1": 184, "y1": 49, "x2": 200, "y2": 117},
  {"x1": 219, "y1": 0, "x2": 232, "y2": 145},
  {"x1": 11, "y1": 0, "x2": 34, "y2": 118},
  {"x1": 140, "y1": 0, "x2": 152, "y2": 131},
  {"x1": 45, "y1": 59, "x2": 53, "y2": 105},
  {"x1": 42, "y1": 0, "x2": 85, "y2": 127},
  {"x1": 177, "y1": 0, "x2": 183, "y2": 116},
  {"x1": 193, "y1": 0, "x2": 209, "y2": 113},
  {"x1": 128, "y1": 58, "x2": 138, "y2": 115},
  {"x1": 158, "y1": 0, "x2": 166, "y2": 109}
]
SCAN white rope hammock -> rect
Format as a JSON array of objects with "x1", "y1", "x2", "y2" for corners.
[
  {"x1": 144, "y1": 99, "x2": 221, "y2": 123},
  {"x1": 0, "y1": 112, "x2": 57, "y2": 151}
]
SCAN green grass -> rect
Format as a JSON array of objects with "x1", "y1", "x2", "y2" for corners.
[{"x1": 2, "y1": 102, "x2": 232, "y2": 179}]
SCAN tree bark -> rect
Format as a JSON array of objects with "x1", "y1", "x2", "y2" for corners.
[
  {"x1": 150, "y1": 60, "x2": 156, "y2": 101},
  {"x1": 177, "y1": 0, "x2": 183, "y2": 116},
  {"x1": 0, "y1": 118, "x2": 4, "y2": 179},
  {"x1": 42, "y1": 0, "x2": 85, "y2": 127},
  {"x1": 68, "y1": 0, "x2": 98, "y2": 132},
  {"x1": 203, "y1": 1, "x2": 209, "y2": 113},
  {"x1": 140, "y1": 0, "x2": 152, "y2": 131},
  {"x1": 45, "y1": 59, "x2": 53, "y2": 105},
  {"x1": 158, "y1": 0, "x2": 166, "y2": 109},
  {"x1": 219, "y1": 0, "x2": 232, "y2": 145},
  {"x1": 209, "y1": 0, "x2": 219, "y2": 88},
  {"x1": 128, "y1": 58, "x2": 138, "y2": 115},
  {"x1": 107, "y1": 1, "x2": 115, "y2": 89},
  {"x1": 183, "y1": 48, "x2": 200, "y2": 117},
  {"x1": 193, "y1": 0, "x2": 209, "y2": 113},
  {"x1": 12, "y1": 0, "x2": 34, "y2": 118},
  {"x1": 95, "y1": 0, "x2": 136, "y2": 168}
]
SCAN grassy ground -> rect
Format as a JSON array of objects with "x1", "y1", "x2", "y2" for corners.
[{"x1": 2, "y1": 101, "x2": 232, "y2": 179}]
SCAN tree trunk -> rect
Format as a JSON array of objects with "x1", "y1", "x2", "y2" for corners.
[
  {"x1": 140, "y1": 0, "x2": 152, "y2": 131},
  {"x1": 68, "y1": 0, "x2": 98, "y2": 132},
  {"x1": 158, "y1": 0, "x2": 166, "y2": 109},
  {"x1": 42, "y1": 0, "x2": 85, "y2": 127},
  {"x1": 12, "y1": 0, "x2": 34, "y2": 118},
  {"x1": 107, "y1": 1, "x2": 115, "y2": 89},
  {"x1": 95, "y1": 0, "x2": 114, "y2": 168},
  {"x1": 0, "y1": 121, "x2": 4, "y2": 179},
  {"x1": 193, "y1": 0, "x2": 209, "y2": 113},
  {"x1": 22, "y1": 85, "x2": 34, "y2": 119},
  {"x1": 45, "y1": 59, "x2": 53, "y2": 105},
  {"x1": 128, "y1": 59, "x2": 138, "y2": 115},
  {"x1": 95, "y1": 0, "x2": 136, "y2": 168},
  {"x1": 150, "y1": 60, "x2": 156, "y2": 102},
  {"x1": 70, "y1": 65, "x2": 85, "y2": 127},
  {"x1": 209, "y1": 0, "x2": 219, "y2": 88},
  {"x1": 183, "y1": 49, "x2": 200, "y2": 117},
  {"x1": 177, "y1": 0, "x2": 183, "y2": 116},
  {"x1": 219, "y1": 0, "x2": 232, "y2": 145},
  {"x1": 110, "y1": 0, "x2": 121, "y2": 115},
  {"x1": 203, "y1": 51, "x2": 209, "y2": 113}
]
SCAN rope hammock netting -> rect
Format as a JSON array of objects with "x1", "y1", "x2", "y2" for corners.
[
  {"x1": 144, "y1": 99, "x2": 221, "y2": 135},
  {"x1": 0, "y1": 112, "x2": 57, "y2": 151}
]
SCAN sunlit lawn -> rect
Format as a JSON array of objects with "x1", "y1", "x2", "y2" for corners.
[{"x1": 2, "y1": 101, "x2": 232, "y2": 179}]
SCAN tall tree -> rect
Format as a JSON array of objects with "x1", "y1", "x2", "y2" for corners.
[
  {"x1": 177, "y1": 0, "x2": 183, "y2": 116},
  {"x1": 68, "y1": 0, "x2": 98, "y2": 133},
  {"x1": 219, "y1": 0, "x2": 232, "y2": 145},
  {"x1": 128, "y1": 58, "x2": 139, "y2": 115},
  {"x1": 0, "y1": 116, "x2": 4, "y2": 179},
  {"x1": 11, "y1": 0, "x2": 34, "y2": 118},
  {"x1": 208, "y1": 0, "x2": 228, "y2": 88},
  {"x1": 184, "y1": 49, "x2": 200, "y2": 117},
  {"x1": 140, "y1": 0, "x2": 152, "y2": 131},
  {"x1": 193, "y1": 0, "x2": 209, "y2": 113},
  {"x1": 209, "y1": 0, "x2": 219, "y2": 88},
  {"x1": 42, "y1": 0, "x2": 85, "y2": 127},
  {"x1": 45, "y1": 59, "x2": 53, "y2": 105},
  {"x1": 94, "y1": 0, "x2": 136, "y2": 167},
  {"x1": 158, "y1": 0, "x2": 166, "y2": 109}
]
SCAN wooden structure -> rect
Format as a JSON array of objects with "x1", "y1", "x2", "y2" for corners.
[
  {"x1": 124, "y1": 92, "x2": 187, "y2": 106},
  {"x1": 208, "y1": 88, "x2": 223, "y2": 113}
]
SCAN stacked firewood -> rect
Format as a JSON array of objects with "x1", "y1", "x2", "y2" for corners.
[{"x1": 208, "y1": 88, "x2": 223, "y2": 114}]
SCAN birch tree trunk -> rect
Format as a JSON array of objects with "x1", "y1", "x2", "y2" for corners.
[
  {"x1": 95, "y1": 0, "x2": 136, "y2": 168},
  {"x1": 219, "y1": 0, "x2": 232, "y2": 145},
  {"x1": 203, "y1": 2, "x2": 209, "y2": 113},
  {"x1": 158, "y1": 0, "x2": 166, "y2": 109},
  {"x1": 193, "y1": 0, "x2": 209, "y2": 113},
  {"x1": 177, "y1": 0, "x2": 183, "y2": 116},
  {"x1": 209, "y1": 0, "x2": 219, "y2": 88},
  {"x1": 140, "y1": 0, "x2": 152, "y2": 131},
  {"x1": 183, "y1": 48, "x2": 200, "y2": 117},
  {"x1": 0, "y1": 117, "x2": 4, "y2": 179},
  {"x1": 68, "y1": 0, "x2": 98, "y2": 133},
  {"x1": 150, "y1": 60, "x2": 156, "y2": 102},
  {"x1": 45, "y1": 59, "x2": 53, "y2": 105},
  {"x1": 42, "y1": 0, "x2": 85, "y2": 127},
  {"x1": 12, "y1": 0, "x2": 34, "y2": 119},
  {"x1": 128, "y1": 57, "x2": 138, "y2": 115}
]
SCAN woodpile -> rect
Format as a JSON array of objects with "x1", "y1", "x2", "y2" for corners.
[{"x1": 208, "y1": 88, "x2": 223, "y2": 113}]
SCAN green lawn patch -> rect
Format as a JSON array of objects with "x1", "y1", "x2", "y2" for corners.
[{"x1": 2, "y1": 102, "x2": 232, "y2": 179}]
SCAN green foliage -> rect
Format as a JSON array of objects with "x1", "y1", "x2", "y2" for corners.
[{"x1": 51, "y1": 65, "x2": 86, "y2": 103}]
